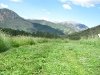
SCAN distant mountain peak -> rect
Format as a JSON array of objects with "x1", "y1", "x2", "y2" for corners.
[
  {"x1": 0, "y1": 8, "x2": 19, "y2": 21},
  {"x1": 59, "y1": 21, "x2": 82, "y2": 25}
]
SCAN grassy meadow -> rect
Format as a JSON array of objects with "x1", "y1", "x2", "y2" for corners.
[{"x1": 0, "y1": 31, "x2": 100, "y2": 75}]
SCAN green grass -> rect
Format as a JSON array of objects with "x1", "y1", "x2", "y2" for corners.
[
  {"x1": 0, "y1": 32, "x2": 100, "y2": 75},
  {"x1": 0, "y1": 32, "x2": 11, "y2": 52}
]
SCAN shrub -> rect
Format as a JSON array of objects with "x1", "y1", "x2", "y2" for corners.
[
  {"x1": 11, "y1": 36, "x2": 36, "y2": 47},
  {"x1": 68, "y1": 34, "x2": 81, "y2": 40},
  {"x1": 0, "y1": 32, "x2": 11, "y2": 52}
]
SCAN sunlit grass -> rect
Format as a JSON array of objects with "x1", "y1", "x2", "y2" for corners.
[{"x1": 0, "y1": 31, "x2": 100, "y2": 75}]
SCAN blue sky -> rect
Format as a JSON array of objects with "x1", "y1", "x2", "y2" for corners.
[{"x1": 0, "y1": 0, "x2": 100, "y2": 27}]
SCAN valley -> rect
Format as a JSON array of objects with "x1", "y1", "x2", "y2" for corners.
[{"x1": 0, "y1": 8, "x2": 100, "y2": 75}]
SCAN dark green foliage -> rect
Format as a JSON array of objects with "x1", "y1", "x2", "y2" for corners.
[
  {"x1": 0, "y1": 27, "x2": 59, "y2": 38},
  {"x1": 0, "y1": 27, "x2": 32, "y2": 36},
  {"x1": 0, "y1": 38, "x2": 9, "y2": 52},
  {"x1": 68, "y1": 33, "x2": 81, "y2": 40},
  {"x1": 32, "y1": 23, "x2": 64, "y2": 35},
  {"x1": 0, "y1": 32, "x2": 11, "y2": 52}
]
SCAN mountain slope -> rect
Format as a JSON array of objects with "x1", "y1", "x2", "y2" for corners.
[
  {"x1": 68, "y1": 25, "x2": 100, "y2": 39},
  {"x1": 0, "y1": 8, "x2": 63, "y2": 35},
  {"x1": 0, "y1": 8, "x2": 36, "y2": 33},
  {"x1": 0, "y1": 8, "x2": 88, "y2": 36},
  {"x1": 78, "y1": 25, "x2": 100, "y2": 38},
  {"x1": 29, "y1": 20, "x2": 88, "y2": 35}
]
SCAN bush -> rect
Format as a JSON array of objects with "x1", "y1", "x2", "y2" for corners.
[
  {"x1": 68, "y1": 34, "x2": 81, "y2": 40},
  {"x1": 11, "y1": 36, "x2": 36, "y2": 47},
  {"x1": 0, "y1": 32, "x2": 11, "y2": 52}
]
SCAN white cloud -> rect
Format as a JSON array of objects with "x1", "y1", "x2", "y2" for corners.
[
  {"x1": 62, "y1": 4, "x2": 72, "y2": 10},
  {"x1": 60, "y1": 0, "x2": 100, "y2": 8},
  {"x1": 0, "y1": 3, "x2": 8, "y2": 9},
  {"x1": 71, "y1": 0, "x2": 99, "y2": 7},
  {"x1": 10, "y1": 0, "x2": 22, "y2": 3}
]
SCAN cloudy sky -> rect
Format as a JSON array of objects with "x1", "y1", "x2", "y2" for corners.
[{"x1": 0, "y1": 0, "x2": 100, "y2": 27}]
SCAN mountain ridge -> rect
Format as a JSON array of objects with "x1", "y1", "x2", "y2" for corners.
[
  {"x1": 29, "y1": 19, "x2": 88, "y2": 35},
  {"x1": 0, "y1": 8, "x2": 88, "y2": 36},
  {"x1": 0, "y1": 8, "x2": 64, "y2": 35}
]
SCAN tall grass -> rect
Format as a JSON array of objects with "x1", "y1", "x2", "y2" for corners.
[
  {"x1": 11, "y1": 36, "x2": 36, "y2": 47},
  {"x1": 80, "y1": 38, "x2": 100, "y2": 47},
  {"x1": 0, "y1": 31, "x2": 11, "y2": 52},
  {"x1": 0, "y1": 31, "x2": 54, "y2": 52},
  {"x1": 0, "y1": 31, "x2": 100, "y2": 75}
]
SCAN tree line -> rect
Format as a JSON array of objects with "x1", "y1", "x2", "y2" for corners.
[{"x1": 0, "y1": 27, "x2": 59, "y2": 38}]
